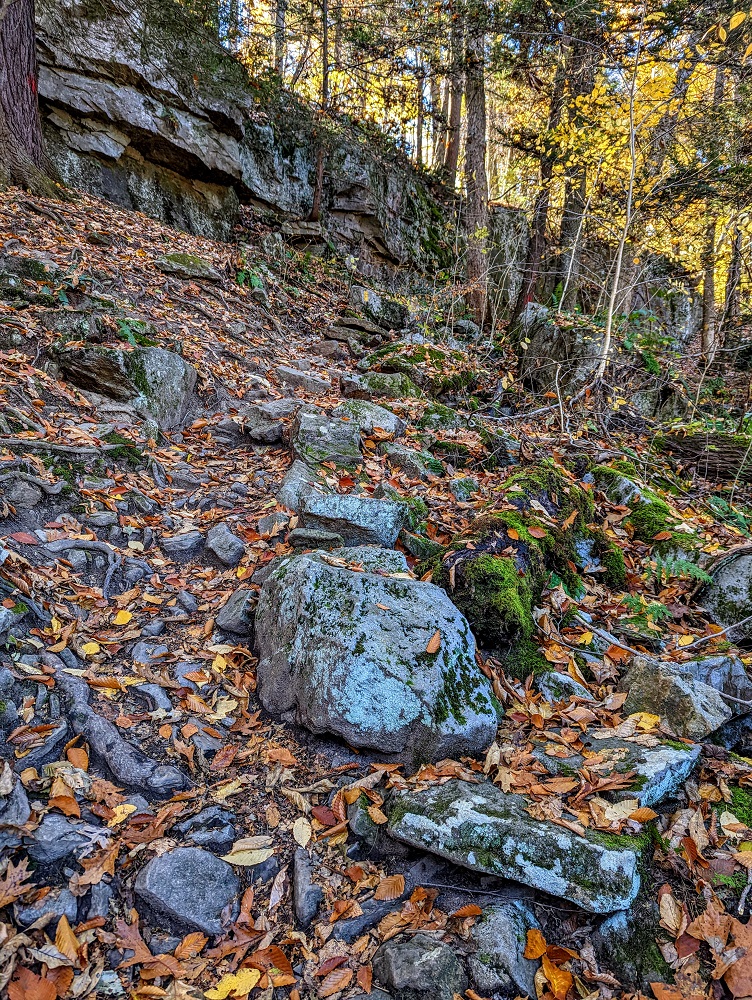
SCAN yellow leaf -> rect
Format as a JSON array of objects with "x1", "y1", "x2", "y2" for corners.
[
  {"x1": 55, "y1": 914, "x2": 80, "y2": 962},
  {"x1": 677, "y1": 634, "x2": 694, "y2": 647},
  {"x1": 81, "y1": 641, "x2": 101, "y2": 656},
  {"x1": 113, "y1": 610, "x2": 132, "y2": 626},
  {"x1": 107, "y1": 803, "x2": 137, "y2": 827},
  {"x1": 730, "y1": 11, "x2": 746, "y2": 29},
  {"x1": 577, "y1": 631, "x2": 593, "y2": 645},
  {"x1": 629, "y1": 712, "x2": 661, "y2": 732},
  {"x1": 220, "y1": 847, "x2": 275, "y2": 867},
  {"x1": 293, "y1": 816, "x2": 312, "y2": 847},
  {"x1": 745, "y1": 41, "x2": 752, "y2": 58},
  {"x1": 205, "y1": 968, "x2": 261, "y2": 999},
  {"x1": 719, "y1": 24, "x2": 727, "y2": 40}
]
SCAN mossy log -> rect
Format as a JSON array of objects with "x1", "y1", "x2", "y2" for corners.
[{"x1": 657, "y1": 432, "x2": 752, "y2": 483}]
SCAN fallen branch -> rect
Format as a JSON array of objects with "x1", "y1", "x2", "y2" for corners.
[
  {"x1": 0, "y1": 437, "x2": 123, "y2": 457},
  {"x1": 44, "y1": 539, "x2": 122, "y2": 599}
]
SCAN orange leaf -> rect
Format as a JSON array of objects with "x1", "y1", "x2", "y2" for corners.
[
  {"x1": 0, "y1": 857, "x2": 34, "y2": 908},
  {"x1": 319, "y1": 968, "x2": 353, "y2": 997},
  {"x1": 55, "y1": 915, "x2": 80, "y2": 963},
  {"x1": 374, "y1": 874, "x2": 405, "y2": 901},
  {"x1": 507, "y1": 528, "x2": 520, "y2": 540},
  {"x1": 265, "y1": 747, "x2": 298, "y2": 767},
  {"x1": 524, "y1": 927, "x2": 548, "y2": 960},
  {"x1": 426, "y1": 629, "x2": 441, "y2": 654},
  {"x1": 357, "y1": 965, "x2": 372, "y2": 993},
  {"x1": 174, "y1": 932, "x2": 208, "y2": 959},
  {"x1": 451, "y1": 903, "x2": 483, "y2": 918},
  {"x1": 49, "y1": 794, "x2": 81, "y2": 818},
  {"x1": 630, "y1": 807, "x2": 659, "y2": 823},
  {"x1": 315, "y1": 956, "x2": 349, "y2": 977},
  {"x1": 528, "y1": 526, "x2": 547, "y2": 539},
  {"x1": 653, "y1": 531, "x2": 673, "y2": 541},
  {"x1": 66, "y1": 747, "x2": 89, "y2": 770},
  {"x1": 542, "y1": 954, "x2": 573, "y2": 1000}
]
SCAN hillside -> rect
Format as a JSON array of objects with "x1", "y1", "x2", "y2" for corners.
[{"x1": 0, "y1": 175, "x2": 752, "y2": 1000}]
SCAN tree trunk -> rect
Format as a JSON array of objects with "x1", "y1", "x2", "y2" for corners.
[
  {"x1": 274, "y1": 0, "x2": 288, "y2": 75},
  {"x1": 415, "y1": 62, "x2": 424, "y2": 166},
  {"x1": 0, "y1": 0, "x2": 58, "y2": 196},
  {"x1": 723, "y1": 226, "x2": 743, "y2": 336},
  {"x1": 464, "y1": 20, "x2": 488, "y2": 326},
  {"x1": 510, "y1": 55, "x2": 566, "y2": 325},
  {"x1": 701, "y1": 214, "x2": 718, "y2": 363},
  {"x1": 657, "y1": 431, "x2": 752, "y2": 484},
  {"x1": 443, "y1": 2, "x2": 464, "y2": 188}
]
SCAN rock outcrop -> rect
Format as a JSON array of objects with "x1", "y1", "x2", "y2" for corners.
[{"x1": 37, "y1": 0, "x2": 452, "y2": 274}]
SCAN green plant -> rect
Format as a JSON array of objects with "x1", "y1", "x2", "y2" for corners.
[
  {"x1": 650, "y1": 555, "x2": 713, "y2": 586},
  {"x1": 621, "y1": 594, "x2": 673, "y2": 632}
]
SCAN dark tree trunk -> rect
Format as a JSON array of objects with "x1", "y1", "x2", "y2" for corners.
[
  {"x1": 442, "y1": 2, "x2": 464, "y2": 188},
  {"x1": 0, "y1": 0, "x2": 58, "y2": 195},
  {"x1": 464, "y1": 21, "x2": 488, "y2": 326},
  {"x1": 510, "y1": 56, "x2": 565, "y2": 326},
  {"x1": 658, "y1": 431, "x2": 752, "y2": 484}
]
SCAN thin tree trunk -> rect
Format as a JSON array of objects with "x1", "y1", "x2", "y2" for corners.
[
  {"x1": 0, "y1": 0, "x2": 58, "y2": 196},
  {"x1": 464, "y1": 20, "x2": 488, "y2": 326},
  {"x1": 443, "y1": 2, "x2": 464, "y2": 188},
  {"x1": 274, "y1": 0, "x2": 288, "y2": 75},
  {"x1": 701, "y1": 215, "x2": 717, "y2": 362},
  {"x1": 723, "y1": 226, "x2": 743, "y2": 334},
  {"x1": 416, "y1": 63, "x2": 424, "y2": 166}
]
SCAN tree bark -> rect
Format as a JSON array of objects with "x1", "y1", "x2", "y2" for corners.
[
  {"x1": 443, "y1": 1, "x2": 464, "y2": 188},
  {"x1": 274, "y1": 0, "x2": 288, "y2": 75},
  {"x1": 510, "y1": 55, "x2": 566, "y2": 326},
  {"x1": 464, "y1": 19, "x2": 488, "y2": 326},
  {"x1": 0, "y1": 0, "x2": 58, "y2": 196},
  {"x1": 657, "y1": 431, "x2": 752, "y2": 484}
]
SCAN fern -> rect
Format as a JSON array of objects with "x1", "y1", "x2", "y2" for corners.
[{"x1": 650, "y1": 555, "x2": 713, "y2": 586}]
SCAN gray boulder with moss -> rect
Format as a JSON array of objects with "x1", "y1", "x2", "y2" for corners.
[
  {"x1": 253, "y1": 549, "x2": 497, "y2": 764},
  {"x1": 380, "y1": 442, "x2": 444, "y2": 480},
  {"x1": 56, "y1": 345, "x2": 197, "y2": 430},
  {"x1": 291, "y1": 407, "x2": 363, "y2": 467},
  {"x1": 701, "y1": 552, "x2": 752, "y2": 641},
  {"x1": 387, "y1": 779, "x2": 641, "y2": 913},
  {"x1": 468, "y1": 901, "x2": 541, "y2": 998}
]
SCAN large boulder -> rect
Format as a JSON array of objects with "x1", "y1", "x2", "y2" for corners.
[
  {"x1": 517, "y1": 303, "x2": 604, "y2": 395},
  {"x1": 701, "y1": 553, "x2": 752, "y2": 641},
  {"x1": 350, "y1": 286, "x2": 410, "y2": 331},
  {"x1": 56, "y1": 345, "x2": 197, "y2": 430},
  {"x1": 387, "y1": 780, "x2": 641, "y2": 913},
  {"x1": 332, "y1": 399, "x2": 406, "y2": 437},
  {"x1": 291, "y1": 408, "x2": 363, "y2": 467},
  {"x1": 254, "y1": 548, "x2": 497, "y2": 764},
  {"x1": 619, "y1": 655, "x2": 735, "y2": 740}
]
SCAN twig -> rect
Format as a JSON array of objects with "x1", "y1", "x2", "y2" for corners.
[
  {"x1": 44, "y1": 539, "x2": 122, "y2": 599},
  {"x1": 0, "y1": 437, "x2": 122, "y2": 457},
  {"x1": 678, "y1": 613, "x2": 752, "y2": 651}
]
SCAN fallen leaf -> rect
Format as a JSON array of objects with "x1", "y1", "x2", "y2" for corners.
[
  {"x1": 426, "y1": 629, "x2": 441, "y2": 654},
  {"x1": 293, "y1": 816, "x2": 312, "y2": 847},
  {"x1": 204, "y1": 968, "x2": 261, "y2": 999},
  {"x1": 319, "y1": 968, "x2": 353, "y2": 997},
  {"x1": 525, "y1": 928, "x2": 548, "y2": 960},
  {"x1": 374, "y1": 874, "x2": 405, "y2": 901}
]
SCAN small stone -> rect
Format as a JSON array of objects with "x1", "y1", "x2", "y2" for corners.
[
  {"x1": 468, "y1": 902, "x2": 541, "y2": 998},
  {"x1": 449, "y1": 477, "x2": 478, "y2": 501},
  {"x1": 619, "y1": 656, "x2": 732, "y2": 740},
  {"x1": 536, "y1": 671, "x2": 594, "y2": 704},
  {"x1": 277, "y1": 460, "x2": 326, "y2": 512},
  {"x1": 291, "y1": 407, "x2": 363, "y2": 468},
  {"x1": 155, "y1": 253, "x2": 222, "y2": 281},
  {"x1": 175, "y1": 807, "x2": 236, "y2": 852},
  {"x1": 373, "y1": 933, "x2": 468, "y2": 1000},
  {"x1": 131, "y1": 641, "x2": 169, "y2": 666},
  {"x1": 206, "y1": 523, "x2": 246, "y2": 566},
  {"x1": 15, "y1": 887, "x2": 79, "y2": 929},
  {"x1": 216, "y1": 588, "x2": 255, "y2": 635},
  {"x1": 332, "y1": 399, "x2": 406, "y2": 437},
  {"x1": 84, "y1": 879, "x2": 115, "y2": 921},
  {"x1": 275, "y1": 365, "x2": 331, "y2": 393},
  {"x1": 26, "y1": 814, "x2": 95, "y2": 864},
  {"x1": 135, "y1": 847, "x2": 239, "y2": 935},
  {"x1": 141, "y1": 619, "x2": 166, "y2": 637},
  {"x1": 293, "y1": 847, "x2": 322, "y2": 929},
  {"x1": 162, "y1": 531, "x2": 205, "y2": 561},
  {"x1": 258, "y1": 511, "x2": 290, "y2": 536},
  {"x1": 176, "y1": 590, "x2": 198, "y2": 613},
  {"x1": 380, "y1": 442, "x2": 444, "y2": 480},
  {"x1": 0, "y1": 774, "x2": 31, "y2": 850}
]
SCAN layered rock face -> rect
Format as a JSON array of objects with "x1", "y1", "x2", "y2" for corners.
[{"x1": 36, "y1": 0, "x2": 451, "y2": 272}]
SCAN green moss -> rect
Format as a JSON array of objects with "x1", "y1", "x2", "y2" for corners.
[
  {"x1": 163, "y1": 252, "x2": 212, "y2": 268},
  {"x1": 505, "y1": 637, "x2": 550, "y2": 678},
  {"x1": 446, "y1": 554, "x2": 534, "y2": 647},
  {"x1": 504, "y1": 461, "x2": 595, "y2": 524},
  {"x1": 601, "y1": 542, "x2": 627, "y2": 588},
  {"x1": 628, "y1": 495, "x2": 672, "y2": 542},
  {"x1": 103, "y1": 432, "x2": 144, "y2": 468},
  {"x1": 11, "y1": 603, "x2": 28, "y2": 615},
  {"x1": 728, "y1": 786, "x2": 752, "y2": 828},
  {"x1": 713, "y1": 871, "x2": 749, "y2": 890},
  {"x1": 401, "y1": 496, "x2": 429, "y2": 531},
  {"x1": 418, "y1": 402, "x2": 461, "y2": 430}
]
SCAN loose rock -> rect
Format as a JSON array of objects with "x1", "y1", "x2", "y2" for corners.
[
  {"x1": 373, "y1": 933, "x2": 468, "y2": 1000},
  {"x1": 468, "y1": 901, "x2": 540, "y2": 998},
  {"x1": 206, "y1": 522, "x2": 246, "y2": 566},
  {"x1": 299, "y1": 493, "x2": 408, "y2": 547}
]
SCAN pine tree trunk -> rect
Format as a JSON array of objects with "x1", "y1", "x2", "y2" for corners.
[
  {"x1": 464, "y1": 23, "x2": 488, "y2": 326},
  {"x1": 443, "y1": 2, "x2": 464, "y2": 188},
  {"x1": 274, "y1": 0, "x2": 288, "y2": 74},
  {"x1": 0, "y1": 0, "x2": 58, "y2": 195}
]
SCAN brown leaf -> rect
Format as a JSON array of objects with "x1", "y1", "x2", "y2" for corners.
[
  {"x1": 426, "y1": 629, "x2": 441, "y2": 654},
  {"x1": 528, "y1": 526, "x2": 547, "y2": 539},
  {"x1": 319, "y1": 968, "x2": 353, "y2": 997},
  {"x1": 174, "y1": 932, "x2": 208, "y2": 959},
  {"x1": 357, "y1": 965, "x2": 372, "y2": 993},
  {"x1": 8, "y1": 968, "x2": 56, "y2": 1000},
  {"x1": 0, "y1": 857, "x2": 34, "y2": 907},
  {"x1": 315, "y1": 955, "x2": 349, "y2": 977},
  {"x1": 249, "y1": 944, "x2": 294, "y2": 977},
  {"x1": 66, "y1": 747, "x2": 89, "y2": 770},
  {"x1": 48, "y1": 794, "x2": 81, "y2": 818},
  {"x1": 374, "y1": 874, "x2": 406, "y2": 901}
]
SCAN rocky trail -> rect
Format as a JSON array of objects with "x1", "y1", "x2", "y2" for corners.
[{"x1": 3, "y1": 186, "x2": 752, "y2": 1000}]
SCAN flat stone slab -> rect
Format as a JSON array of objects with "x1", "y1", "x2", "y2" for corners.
[
  {"x1": 299, "y1": 493, "x2": 407, "y2": 547},
  {"x1": 387, "y1": 779, "x2": 640, "y2": 913}
]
